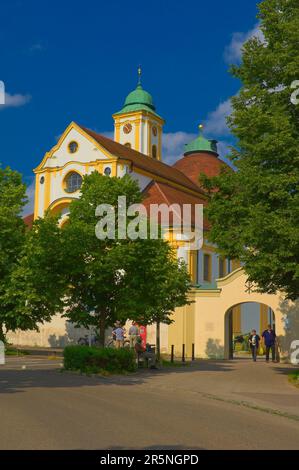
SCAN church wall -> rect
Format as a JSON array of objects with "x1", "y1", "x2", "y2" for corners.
[
  {"x1": 6, "y1": 314, "x2": 90, "y2": 348},
  {"x1": 116, "y1": 116, "x2": 137, "y2": 149},
  {"x1": 34, "y1": 126, "x2": 117, "y2": 217},
  {"x1": 36, "y1": 173, "x2": 45, "y2": 218},
  {"x1": 41, "y1": 128, "x2": 108, "y2": 170},
  {"x1": 146, "y1": 323, "x2": 168, "y2": 353}
]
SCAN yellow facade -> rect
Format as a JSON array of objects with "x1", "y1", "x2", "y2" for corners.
[
  {"x1": 260, "y1": 304, "x2": 269, "y2": 334},
  {"x1": 113, "y1": 110, "x2": 164, "y2": 160},
  {"x1": 232, "y1": 305, "x2": 242, "y2": 334}
]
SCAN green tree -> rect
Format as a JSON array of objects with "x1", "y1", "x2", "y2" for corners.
[
  {"x1": 123, "y1": 239, "x2": 191, "y2": 361},
  {"x1": 61, "y1": 172, "x2": 144, "y2": 347},
  {"x1": 12, "y1": 171, "x2": 191, "y2": 353},
  {"x1": 61, "y1": 172, "x2": 191, "y2": 352},
  {"x1": 0, "y1": 167, "x2": 27, "y2": 342},
  {"x1": 5, "y1": 215, "x2": 68, "y2": 335},
  {"x1": 202, "y1": 0, "x2": 299, "y2": 300}
]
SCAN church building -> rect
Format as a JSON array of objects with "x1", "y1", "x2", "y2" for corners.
[{"x1": 13, "y1": 72, "x2": 288, "y2": 359}]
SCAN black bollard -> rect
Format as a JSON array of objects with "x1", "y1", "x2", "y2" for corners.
[
  {"x1": 182, "y1": 344, "x2": 185, "y2": 362},
  {"x1": 192, "y1": 343, "x2": 195, "y2": 361},
  {"x1": 171, "y1": 345, "x2": 174, "y2": 363}
]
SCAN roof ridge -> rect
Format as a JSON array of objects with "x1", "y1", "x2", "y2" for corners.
[{"x1": 78, "y1": 125, "x2": 206, "y2": 196}]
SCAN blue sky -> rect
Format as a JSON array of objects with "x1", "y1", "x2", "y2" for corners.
[{"x1": 0, "y1": 0, "x2": 261, "y2": 212}]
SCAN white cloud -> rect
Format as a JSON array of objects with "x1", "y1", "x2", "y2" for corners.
[
  {"x1": 204, "y1": 99, "x2": 232, "y2": 136},
  {"x1": 224, "y1": 23, "x2": 265, "y2": 63},
  {"x1": 0, "y1": 92, "x2": 31, "y2": 110},
  {"x1": 163, "y1": 131, "x2": 231, "y2": 165},
  {"x1": 23, "y1": 179, "x2": 35, "y2": 216},
  {"x1": 162, "y1": 131, "x2": 197, "y2": 165}
]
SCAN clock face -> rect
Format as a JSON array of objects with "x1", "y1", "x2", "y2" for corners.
[
  {"x1": 123, "y1": 123, "x2": 132, "y2": 134},
  {"x1": 152, "y1": 126, "x2": 157, "y2": 136}
]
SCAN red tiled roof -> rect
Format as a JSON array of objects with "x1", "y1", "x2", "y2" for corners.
[
  {"x1": 23, "y1": 213, "x2": 34, "y2": 229},
  {"x1": 142, "y1": 181, "x2": 209, "y2": 230},
  {"x1": 80, "y1": 125, "x2": 205, "y2": 196}
]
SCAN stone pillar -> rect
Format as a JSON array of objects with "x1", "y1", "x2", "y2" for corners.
[
  {"x1": 232, "y1": 305, "x2": 241, "y2": 334},
  {"x1": 260, "y1": 304, "x2": 268, "y2": 334}
]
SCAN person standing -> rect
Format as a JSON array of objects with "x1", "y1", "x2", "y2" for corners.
[
  {"x1": 262, "y1": 324, "x2": 276, "y2": 362},
  {"x1": 114, "y1": 325, "x2": 125, "y2": 349},
  {"x1": 128, "y1": 322, "x2": 139, "y2": 348},
  {"x1": 248, "y1": 329, "x2": 260, "y2": 362}
]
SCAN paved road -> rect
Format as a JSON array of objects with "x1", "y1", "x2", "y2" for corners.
[{"x1": 0, "y1": 357, "x2": 299, "y2": 450}]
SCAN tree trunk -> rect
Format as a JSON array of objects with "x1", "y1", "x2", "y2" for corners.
[
  {"x1": 0, "y1": 323, "x2": 6, "y2": 344},
  {"x1": 156, "y1": 321, "x2": 161, "y2": 362},
  {"x1": 99, "y1": 313, "x2": 106, "y2": 348}
]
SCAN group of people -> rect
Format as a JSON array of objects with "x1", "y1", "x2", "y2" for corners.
[
  {"x1": 111, "y1": 321, "x2": 140, "y2": 349},
  {"x1": 112, "y1": 321, "x2": 157, "y2": 367},
  {"x1": 248, "y1": 324, "x2": 277, "y2": 362}
]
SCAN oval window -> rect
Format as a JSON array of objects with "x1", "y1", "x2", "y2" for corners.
[{"x1": 68, "y1": 141, "x2": 79, "y2": 154}]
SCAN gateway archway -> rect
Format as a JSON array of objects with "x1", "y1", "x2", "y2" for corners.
[
  {"x1": 215, "y1": 269, "x2": 284, "y2": 360},
  {"x1": 185, "y1": 268, "x2": 288, "y2": 359},
  {"x1": 224, "y1": 302, "x2": 275, "y2": 360}
]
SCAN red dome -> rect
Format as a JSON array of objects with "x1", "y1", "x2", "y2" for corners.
[{"x1": 173, "y1": 152, "x2": 228, "y2": 186}]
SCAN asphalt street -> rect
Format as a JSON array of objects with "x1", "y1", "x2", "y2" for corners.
[{"x1": 0, "y1": 356, "x2": 299, "y2": 450}]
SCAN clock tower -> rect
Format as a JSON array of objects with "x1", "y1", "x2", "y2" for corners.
[{"x1": 112, "y1": 68, "x2": 165, "y2": 160}]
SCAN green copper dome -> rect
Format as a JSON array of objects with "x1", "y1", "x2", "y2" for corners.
[
  {"x1": 184, "y1": 125, "x2": 218, "y2": 156},
  {"x1": 114, "y1": 68, "x2": 161, "y2": 118},
  {"x1": 124, "y1": 84, "x2": 155, "y2": 110}
]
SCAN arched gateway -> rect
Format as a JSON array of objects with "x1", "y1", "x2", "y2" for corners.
[{"x1": 165, "y1": 267, "x2": 291, "y2": 360}]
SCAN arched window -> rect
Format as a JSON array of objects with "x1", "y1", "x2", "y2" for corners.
[
  {"x1": 104, "y1": 167, "x2": 111, "y2": 176},
  {"x1": 203, "y1": 253, "x2": 212, "y2": 282},
  {"x1": 218, "y1": 257, "x2": 226, "y2": 278},
  {"x1": 64, "y1": 172, "x2": 82, "y2": 193},
  {"x1": 152, "y1": 144, "x2": 157, "y2": 159}
]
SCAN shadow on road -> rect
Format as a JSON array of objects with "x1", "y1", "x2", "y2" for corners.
[
  {"x1": 271, "y1": 366, "x2": 297, "y2": 377},
  {"x1": 107, "y1": 444, "x2": 205, "y2": 450},
  {"x1": 0, "y1": 360, "x2": 234, "y2": 394}
]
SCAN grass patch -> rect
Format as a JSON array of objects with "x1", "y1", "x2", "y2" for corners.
[
  {"x1": 5, "y1": 348, "x2": 29, "y2": 356},
  {"x1": 288, "y1": 370, "x2": 299, "y2": 388}
]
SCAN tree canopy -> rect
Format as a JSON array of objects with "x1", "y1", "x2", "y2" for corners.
[
  {"x1": 0, "y1": 166, "x2": 27, "y2": 340},
  {"x1": 61, "y1": 172, "x2": 191, "y2": 348},
  {"x1": 202, "y1": 0, "x2": 299, "y2": 300}
]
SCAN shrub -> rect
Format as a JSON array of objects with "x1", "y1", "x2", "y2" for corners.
[{"x1": 63, "y1": 345, "x2": 136, "y2": 374}]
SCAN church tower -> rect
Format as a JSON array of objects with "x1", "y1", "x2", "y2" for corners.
[{"x1": 112, "y1": 68, "x2": 165, "y2": 160}]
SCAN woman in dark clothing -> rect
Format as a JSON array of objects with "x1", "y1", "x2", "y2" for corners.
[{"x1": 248, "y1": 329, "x2": 260, "y2": 362}]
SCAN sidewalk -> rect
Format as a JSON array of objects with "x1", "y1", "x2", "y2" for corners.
[{"x1": 133, "y1": 358, "x2": 299, "y2": 420}]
